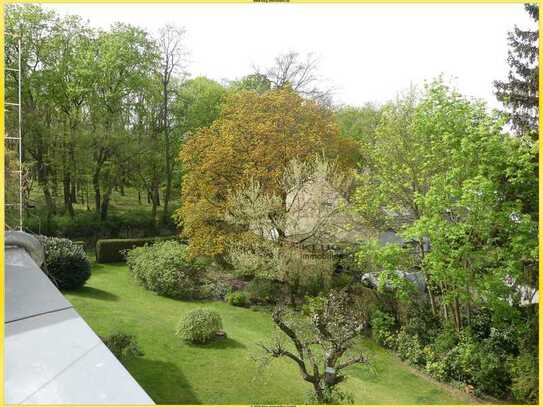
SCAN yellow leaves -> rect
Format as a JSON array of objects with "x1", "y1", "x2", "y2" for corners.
[{"x1": 179, "y1": 88, "x2": 358, "y2": 258}]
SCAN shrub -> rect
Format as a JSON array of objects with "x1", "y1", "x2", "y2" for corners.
[
  {"x1": 55, "y1": 212, "x2": 108, "y2": 239},
  {"x1": 126, "y1": 240, "x2": 204, "y2": 298},
  {"x1": 509, "y1": 352, "x2": 538, "y2": 403},
  {"x1": 225, "y1": 291, "x2": 248, "y2": 307},
  {"x1": 423, "y1": 345, "x2": 449, "y2": 381},
  {"x1": 432, "y1": 327, "x2": 459, "y2": 354},
  {"x1": 424, "y1": 330, "x2": 512, "y2": 398},
  {"x1": 72, "y1": 240, "x2": 86, "y2": 248},
  {"x1": 101, "y1": 332, "x2": 144, "y2": 360},
  {"x1": 401, "y1": 300, "x2": 440, "y2": 345},
  {"x1": 176, "y1": 309, "x2": 223, "y2": 344},
  {"x1": 25, "y1": 210, "x2": 177, "y2": 241},
  {"x1": 96, "y1": 236, "x2": 176, "y2": 263},
  {"x1": 330, "y1": 272, "x2": 354, "y2": 290},
  {"x1": 38, "y1": 235, "x2": 91, "y2": 289},
  {"x1": 245, "y1": 278, "x2": 282, "y2": 304},
  {"x1": 396, "y1": 328, "x2": 425, "y2": 366},
  {"x1": 371, "y1": 310, "x2": 396, "y2": 348},
  {"x1": 198, "y1": 279, "x2": 230, "y2": 300}
]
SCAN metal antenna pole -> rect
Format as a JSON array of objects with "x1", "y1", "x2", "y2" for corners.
[{"x1": 4, "y1": 32, "x2": 23, "y2": 231}]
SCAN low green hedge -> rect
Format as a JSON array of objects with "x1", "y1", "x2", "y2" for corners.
[
  {"x1": 24, "y1": 209, "x2": 178, "y2": 241},
  {"x1": 96, "y1": 236, "x2": 177, "y2": 263}
]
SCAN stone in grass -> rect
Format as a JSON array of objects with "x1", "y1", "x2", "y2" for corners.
[{"x1": 215, "y1": 330, "x2": 227, "y2": 339}]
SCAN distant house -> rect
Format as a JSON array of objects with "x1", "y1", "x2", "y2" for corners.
[{"x1": 284, "y1": 179, "x2": 539, "y2": 305}]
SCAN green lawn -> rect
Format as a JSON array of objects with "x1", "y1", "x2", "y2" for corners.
[
  {"x1": 63, "y1": 262, "x2": 475, "y2": 405},
  {"x1": 28, "y1": 187, "x2": 181, "y2": 217}
]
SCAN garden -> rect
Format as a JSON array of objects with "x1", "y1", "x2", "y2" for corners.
[
  {"x1": 58, "y1": 249, "x2": 471, "y2": 404},
  {"x1": 5, "y1": 3, "x2": 539, "y2": 405}
]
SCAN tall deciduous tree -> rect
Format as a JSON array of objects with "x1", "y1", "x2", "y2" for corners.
[
  {"x1": 173, "y1": 76, "x2": 226, "y2": 136},
  {"x1": 5, "y1": 5, "x2": 58, "y2": 217},
  {"x1": 178, "y1": 88, "x2": 358, "y2": 259},
  {"x1": 89, "y1": 23, "x2": 158, "y2": 220},
  {"x1": 354, "y1": 81, "x2": 537, "y2": 331},
  {"x1": 157, "y1": 24, "x2": 188, "y2": 224}
]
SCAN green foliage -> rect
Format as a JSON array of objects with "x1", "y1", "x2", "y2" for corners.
[
  {"x1": 509, "y1": 352, "x2": 539, "y2": 403},
  {"x1": 38, "y1": 235, "x2": 91, "y2": 289},
  {"x1": 335, "y1": 104, "x2": 382, "y2": 154},
  {"x1": 245, "y1": 278, "x2": 282, "y2": 304},
  {"x1": 229, "y1": 73, "x2": 271, "y2": 94},
  {"x1": 101, "y1": 332, "x2": 144, "y2": 360},
  {"x1": 175, "y1": 76, "x2": 227, "y2": 134},
  {"x1": 329, "y1": 272, "x2": 354, "y2": 290},
  {"x1": 305, "y1": 387, "x2": 354, "y2": 404},
  {"x1": 395, "y1": 328, "x2": 425, "y2": 366},
  {"x1": 225, "y1": 291, "x2": 249, "y2": 307},
  {"x1": 351, "y1": 80, "x2": 537, "y2": 400},
  {"x1": 370, "y1": 310, "x2": 396, "y2": 347},
  {"x1": 126, "y1": 240, "x2": 204, "y2": 298},
  {"x1": 96, "y1": 236, "x2": 176, "y2": 263},
  {"x1": 24, "y1": 210, "x2": 168, "y2": 241},
  {"x1": 198, "y1": 279, "x2": 231, "y2": 301},
  {"x1": 176, "y1": 309, "x2": 223, "y2": 344},
  {"x1": 421, "y1": 328, "x2": 525, "y2": 399}
]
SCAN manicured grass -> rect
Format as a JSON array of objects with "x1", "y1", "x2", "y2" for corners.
[
  {"x1": 28, "y1": 187, "x2": 181, "y2": 217},
  {"x1": 64, "y1": 262, "x2": 474, "y2": 405}
]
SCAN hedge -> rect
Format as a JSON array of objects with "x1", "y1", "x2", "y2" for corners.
[
  {"x1": 96, "y1": 236, "x2": 179, "y2": 263},
  {"x1": 24, "y1": 209, "x2": 177, "y2": 242}
]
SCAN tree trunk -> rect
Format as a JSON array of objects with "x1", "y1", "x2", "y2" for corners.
[
  {"x1": 63, "y1": 174, "x2": 74, "y2": 218},
  {"x1": 100, "y1": 183, "x2": 114, "y2": 221},
  {"x1": 162, "y1": 75, "x2": 172, "y2": 224},
  {"x1": 71, "y1": 182, "x2": 77, "y2": 204},
  {"x1": 37, "y1": 161, "x2": 56, "y2": 216},
  {"x1": 150, "y1": 182, "x2": 160, "y2": 224},
  {"x1": 93, "y1": 170, "x2": 101, "y2": 216},
  {"x1": 312, "y1": 382, "x2": 325, "y2": 403}
]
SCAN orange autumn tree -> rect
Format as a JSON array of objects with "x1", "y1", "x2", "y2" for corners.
[{"x1": 177, "y1": 87, "x2": 358, "y2": 259}]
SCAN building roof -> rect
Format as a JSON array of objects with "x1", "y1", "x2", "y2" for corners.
[{"x1": 5, "y1": 241, "x2": 154, "y2": 404}]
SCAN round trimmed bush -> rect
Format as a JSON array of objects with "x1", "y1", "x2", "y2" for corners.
[
  {"x1": 176, "y1": 309, "x2": 223, "y2": 344},
  {"x1": 101, "y1": 332, "x2": 144, "y2": 360},
  {"x1": 126, "y1": 240, "x2": 204, "y2": 299},
  {"x1": 225, "y1": 291, "x2": 248, "y2": 307},
  {"x1": 37, "y1": 235, "x2": 91, "y2": 289}
]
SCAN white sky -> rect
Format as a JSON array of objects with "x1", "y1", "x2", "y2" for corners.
[{"x1": 42, "y1": 3, "x2": 534, "y2": 109}]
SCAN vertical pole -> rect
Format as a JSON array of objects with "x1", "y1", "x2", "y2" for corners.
[{"x1": 17, "y1": 37, "x2": 22, "y2": 230}]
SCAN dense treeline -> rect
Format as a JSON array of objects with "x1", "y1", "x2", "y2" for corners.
[
  {"x1": 4, "y1": 5, "x2": 338, "y2": 235},
  {"x1": 5, "y1": 5, "x2": 227, "y2": 229}
]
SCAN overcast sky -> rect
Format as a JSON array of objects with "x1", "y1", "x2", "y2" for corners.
[{"x1": 42, "y1": 3, "x2": 534, "y2": 109}]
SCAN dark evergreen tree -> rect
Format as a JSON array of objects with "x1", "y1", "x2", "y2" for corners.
[{"x1": 494, "y1": 4, "x2": 539, "y2": 141}]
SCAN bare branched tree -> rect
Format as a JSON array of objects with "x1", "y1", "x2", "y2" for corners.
[
  {"x1": 259, "y1": 289, "x2": 369, "y2": 403},
  {"x1": 255, "y1": 51, "x2": 333, "y2": 105},
  {"x1": 157, "y1": 24, "x2": 188, "y2": 223}
]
